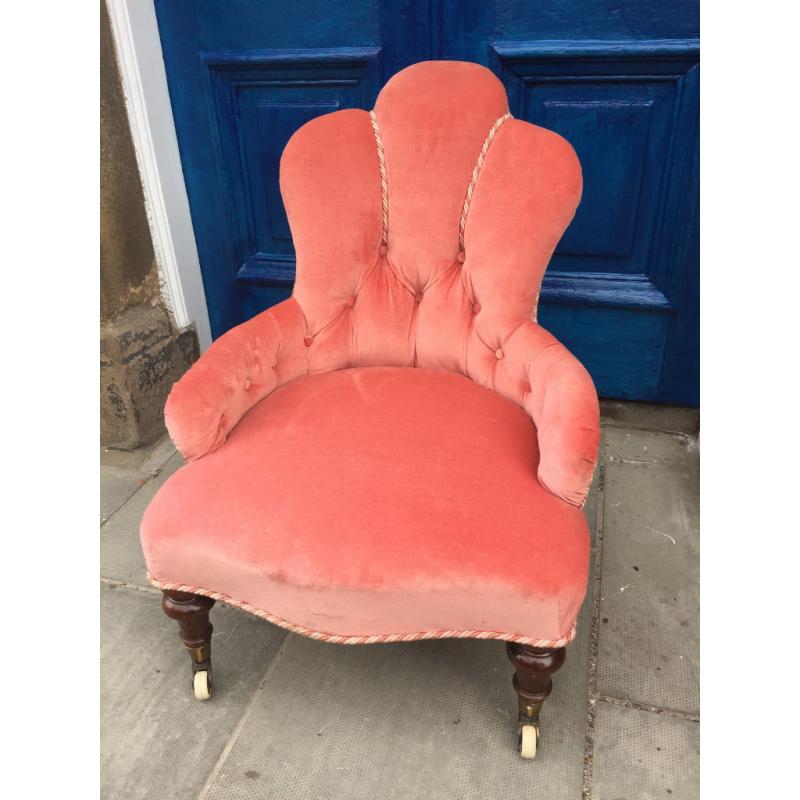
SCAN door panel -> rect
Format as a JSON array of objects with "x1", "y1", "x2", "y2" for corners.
[
  {"x1": 155, "y1": 0, "x2": 699, "y2": 404},
  {"x1": 204, "y1": 48, "x2": 382, "y2": 286},
  {"x1": 489, "y1": 41, "x2": 699, "y2": 402}
]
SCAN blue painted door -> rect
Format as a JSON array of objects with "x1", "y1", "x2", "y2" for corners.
[{"x1": 155, "y1": 1, "x2": 699, "y2": 405}]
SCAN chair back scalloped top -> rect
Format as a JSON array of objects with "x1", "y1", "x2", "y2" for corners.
[{"x1": 279, "y1": 60, "x2": 583, "y2": 389}]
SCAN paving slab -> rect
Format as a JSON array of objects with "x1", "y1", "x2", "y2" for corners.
[
  {"x1": 591, "y1": 702, "x2": 699, "y2": 800},
  {"x1": 101, "y1": 465, "x2": 150, "y2": 524},
  {"x1": 138, "y1": 438, "x2": 179, "y2": 474},
  {"x1": 597, "y1": 428, "x2": 699, "y2": 714},
  {"x1": 101, "y1": 437, "x2": 178, "y2": 523},
  {"x1": 101, "y1": 583, "x2": 287, "y2": 800},
  {"x1": 101, "y1": 453, "x2": 184, "y2": 588},
  {"x1": 102, "y1": 435, "x2": 178, "y2": 473},
  {"x1": 604, "y1": 426, "x2": 698, "y2": 466},
  {"x1": 200, "y1": 591, "x2": 592, "y2": 800}
]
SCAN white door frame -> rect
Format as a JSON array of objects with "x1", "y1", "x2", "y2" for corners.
[{"x1": 106, "y1": 0, "x2": 212, "y2": 351}]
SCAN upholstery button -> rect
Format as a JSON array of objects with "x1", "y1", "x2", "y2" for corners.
[
  {"x1": 472, "y1": 302, "x2": 481, "y2": 315},
  {"x1": 345, "y1": 297, "x2": 355, "y2": 309},
  {"x1": 522, "y1": 382, "x2": 532, "y2": 394},
  {"x1": 457, "y1": 251, "x2": 466, "y2": 263},
  {"x1": 304, "y1": 336, "x2": 314, "y2": 347},
  {"x1": 271, "y1": 358, "x2": 278, "y2": 368},
  {"x1": 495, "y1": 348, "x2": 504, "y2": 360},
  {"x1": 243, "y1": 379, "x2": 251, "y2": 390},
  {"x1": 414, "y1": 291, "x2": 424, "y2": 304},
  {"x1": 379, "y1": 245, "x2": 387, "y2": 256}
]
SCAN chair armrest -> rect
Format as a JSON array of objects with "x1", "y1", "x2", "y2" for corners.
[
  {"x1": 165, "y1": 298, "x2": 308, "y2": 461},
  {"x1": 502, "y1": 322, "x2": 600, "y2": 507}
]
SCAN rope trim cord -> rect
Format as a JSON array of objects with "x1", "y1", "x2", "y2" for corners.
[
  {"x1": 369, "y1": 110, "x2": 389, "y2": 247},
  {"x1": 370, "y1": 109, "x2": 511, "y2": 254},
  {"x1": 459, "y1": 111, "x2": 512, "y2": 251},
  {"x1": 149, "y1": 574, "x2": 577, "y2": 648}
]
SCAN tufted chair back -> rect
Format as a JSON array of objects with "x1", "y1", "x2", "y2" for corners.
[
  {"x1": 281, "y1": 60, "x2": 582, "y2": 403},
  {"x1": 166, "y1": 60, "x2": 598, "y2": 507}
]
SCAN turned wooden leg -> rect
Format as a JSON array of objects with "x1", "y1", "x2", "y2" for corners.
[
  {"x1": 506, "y1": 643, "x2": 566, "y2": 759},
  {"x1": 162, "y1": 590, "x2": 215, "y2": 700}
]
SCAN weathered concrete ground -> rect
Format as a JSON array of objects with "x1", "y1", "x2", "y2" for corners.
[{"x1": 101, "y1": 401, "x2": 699, "y2": 800}]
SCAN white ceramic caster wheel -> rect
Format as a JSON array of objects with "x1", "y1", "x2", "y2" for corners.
[
  {"x1": 193, "y1": 670, "x2": 211, "y2": 701},
  {"x1": 519, "y1": 724, "x2": 539, "y2": 759}
]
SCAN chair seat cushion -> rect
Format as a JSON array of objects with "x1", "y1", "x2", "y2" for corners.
[{"x1": 141, "y1": 367, "x2": 590, "y2": 645}]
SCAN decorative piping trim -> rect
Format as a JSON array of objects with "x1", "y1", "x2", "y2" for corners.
[
  {"x1": 149, "y1": 574, "x2": 577, "y2": 648},
  {"x1": 369, "y1": 110, "x2": 389, "y2": 247},
  {"x1": 459, "y1": 111, "x2": 512, "y2": 251}
]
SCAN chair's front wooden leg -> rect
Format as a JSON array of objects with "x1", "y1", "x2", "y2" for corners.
[
  {"x1": 161, "y1": 590, "x2": 215, "y2": 700},
  {"x1": 506, "y1": 643, "x2": 566, "y2": 759}
]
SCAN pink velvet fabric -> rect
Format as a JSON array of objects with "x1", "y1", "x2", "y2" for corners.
[
  {"x1": 144, "y1": 368, "x2": 589, "y2": 641},
  {"x1": 143, "y1": 60, "x2": 601, "y2": 643}
]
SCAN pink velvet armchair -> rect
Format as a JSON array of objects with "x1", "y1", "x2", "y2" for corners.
[{"x1": 141, "y1": 60, "x2": 600, "y2": 759}]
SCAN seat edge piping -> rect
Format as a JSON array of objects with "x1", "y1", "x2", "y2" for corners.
[{"x1": 149, "y1": 573, "x2": 577, "y2": 647}]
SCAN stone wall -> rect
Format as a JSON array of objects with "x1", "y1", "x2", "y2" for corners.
[{"x1": 100, "y1": 0, "x2": 197, "y2": 448}]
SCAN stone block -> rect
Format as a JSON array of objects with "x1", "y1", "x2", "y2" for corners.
[{"x1": 101, "y1": 303, "x2": 197, "y2": 449}]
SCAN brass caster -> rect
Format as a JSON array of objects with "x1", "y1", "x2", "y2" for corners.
[
  {"x1": 193, "y1": 669, "x2": 211, "y2": 700},
  {"x1": 518, "y1": 720, "x2": 540, "y2": 759},
  {"x1": 191, "y1": 660, "x2": 212, "y2": 701}
]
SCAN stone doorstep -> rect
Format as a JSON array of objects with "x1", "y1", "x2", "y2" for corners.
[{"x1": 600, "y1": 398, "x2": 699, "y2": 436}]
